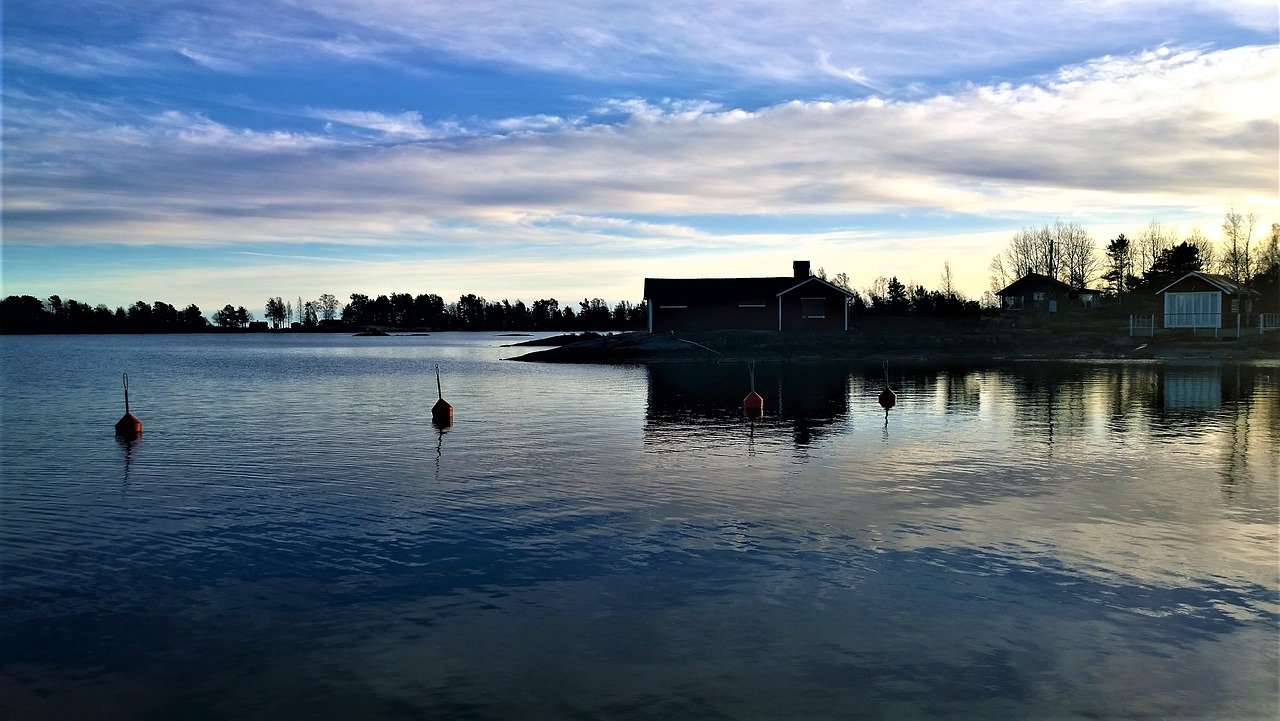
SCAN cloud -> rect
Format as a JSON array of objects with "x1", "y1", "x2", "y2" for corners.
[
  {"x1": 5, "y1": 45, "x2": 1275, "y2": 246},
  {"x1": 9, "y1": 1, "x2": 1273, "y2": 90},
  {"x1": 311, "y1": 109, "x2": 434, "y2": 140}
]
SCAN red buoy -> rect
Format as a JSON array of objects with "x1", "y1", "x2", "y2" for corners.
[
  {"x1": 431, "y1": 365, "x2": 454, "y2": 428},
  {"x1": 743, "y1": 361, "x2": 763, "y2": 418},
  {"x1": 115, "y1": 373, "x2": 142, "y2": 440}
]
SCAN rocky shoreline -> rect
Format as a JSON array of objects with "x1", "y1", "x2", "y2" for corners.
[{"x1": 508, "y1": 328, "x2": 1280, "y2": 364}]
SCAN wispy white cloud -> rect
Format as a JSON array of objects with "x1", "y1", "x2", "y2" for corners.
[
  {"x1": 311, "y1": 109, "x2": 434, "y2": 140},
  {"x1": 5, "y1": 45, "x2": 1274, "y2": 242},
  {"x1": 10, "y1": 0, "x2": 1273, "y2": 89}
]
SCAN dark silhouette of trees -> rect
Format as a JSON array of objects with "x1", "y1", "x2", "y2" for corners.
[
  {"x1": 3, "y1": 288, "x2": 648, "y2": 334},
  {"x1": 1102, "y1": 233, "x2": 1135, "y2": 300},
  {"x1": 1131, "y1": 241, "x2": 1205, "y2": 294},
  {"x1": 0, "y1": 295, "x2": 210, "y2": 333},
  {"x1": 214, "y1": 305, "x2": 251, "y2": 329}
]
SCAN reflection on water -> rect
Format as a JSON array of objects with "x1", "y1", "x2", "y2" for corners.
[{"x1": 1, "y1": 335, "x2": 1277, "y2": 720}]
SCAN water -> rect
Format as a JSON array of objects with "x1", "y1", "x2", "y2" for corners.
[{"x1": 1, "y1": 333, "x2": 1277, "y2": 720}]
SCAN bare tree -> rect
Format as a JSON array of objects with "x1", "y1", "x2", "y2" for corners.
[
  {"x1": 1134, "y1": 221, "x2": 1175, "y2": 276},
  {"x1": 992, "y1": 220, "x2": 1093, "y2": 286},
  {"x1": 1220, "y1": 206, "x2": 1258, "y2": 286},
  {"x1": 1056, "y1": 220, "x2": 1099, "y2": 288},
  {"x1": 939, "y1": 261, "x2": 961, "y2": 300},
  {"x1": 988, "y1": 255, "x2": 1012, "y2": 294},
  {"x1": 318, "y1": 293, "x2": 340, "y2": 321}
]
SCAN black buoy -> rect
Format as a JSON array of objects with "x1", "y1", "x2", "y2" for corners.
[
  {"x1": 431, "y1": 364, "x2": 453, "y2": 428},
  {"x1": 114, "y1": 373, "x2": 142, "y2": 440},
  {"x1": 878, "y1": 361, "x2": 896, "y2": 411}
]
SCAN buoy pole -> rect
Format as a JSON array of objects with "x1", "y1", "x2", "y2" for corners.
[
  {"x1": 114, "y1": 372, "x2": 143, "y2": 440},
  {"x1": 743, "y1": 361, "x2": 764, "y2": 418},
  {"x1": 431, "y1": 364, "x2": 454, "y2": 428}
]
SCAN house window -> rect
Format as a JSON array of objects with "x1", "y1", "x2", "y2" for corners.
[
  {"x1": 1004, "y1": 296, "x2": 1024, "y2": 310},
  {"x1": 1230, "y1": 298, "x2": 1239, "y2": 314},
  {"x1": 1079, "y1": 293, "x2": 1096, "y2": 309},
  {"x1": 800, "y1": 297, "x2": 825, "y2": 319},
  {"x1": 739, "y1": 299, "x2": 766, "y2": 308},
  {"x1": 1164, "y1": 292, "x2": 1220, "y2": 328},
  {"x1": 1033, "y1": 291, "x2": 1047, "y2": 301}
]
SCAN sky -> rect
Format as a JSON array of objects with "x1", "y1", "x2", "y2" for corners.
[{"x1": 3, "y1": 1, "x2": 1278, "y2": 316}]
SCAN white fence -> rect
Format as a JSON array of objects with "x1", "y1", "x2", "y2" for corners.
[{"x1": 1260, "y1": 313, "x2": 1280, "y2": 333}]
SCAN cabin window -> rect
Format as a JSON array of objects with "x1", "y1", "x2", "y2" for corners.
[
  {"x1": 800, "y1": 297, "x2": 825, "y2": 319},
  {"x1": 1033, "y1": 291, "x2": 1047, "y2": 301},
  {"x1": 739, "y1": 299, "x2": 766, "y2": 308},
  {"x1": 1004, "y1": 296, "x2": 1024, "y2": 310},
  {"x1": 1230, "y1": 298, "x2": 1239, "y2": 314},
  {"x1": 1164, "y1": 292, "x2": 1220, "y2": 328}
]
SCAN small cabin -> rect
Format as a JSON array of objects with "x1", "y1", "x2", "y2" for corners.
[
  {"x1": 1157, "y1": 271, "x2": 1252, "y2": 329},
  {"x1": 644, "y1": 261, "x2": 855, "y2": 333},
  {"x1": 995, "y1": 273, "x2": 1077, "y2": 314}
]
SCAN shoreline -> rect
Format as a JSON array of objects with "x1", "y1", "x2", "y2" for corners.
[{"x1": 508, "y1": 329, "x2": 1280, "y2": 364}]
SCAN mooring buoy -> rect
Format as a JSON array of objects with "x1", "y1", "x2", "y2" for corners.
[
  {"x1": 114, "y1": 373, "x2": 142, "y2": 440},
  {"x1": 431, "y1": 364, "x2": 453, "y2": 428},
  {"x1": 878, "y1": 360, "x2": 896, "y2": 410},
  {"x1": 743, "y1": 361, "x2": 764, "y2": 418}
]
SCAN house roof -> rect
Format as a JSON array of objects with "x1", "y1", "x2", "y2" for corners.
[
  {"x1": 644, "y1": 275, "x2": 853, "y2": 301},
  {"x1": 1155, "y1": 271, "x2": 1249, "y2": 296},
  {"x1": 995, "y1": 272, "x2": 1074, "y2": 297}
]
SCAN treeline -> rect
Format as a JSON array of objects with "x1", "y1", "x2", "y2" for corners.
[
  {"x1": 0, "y1": 292, "x2": 648, "y2": 334},
  {"x1": 337, "y1": 293, "x2": 646, "y2": 331},
  {"x1": 0, "y1": 296, "x2": 212, "y2": 334}
]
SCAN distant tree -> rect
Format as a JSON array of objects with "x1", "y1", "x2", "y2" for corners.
[
  {"x1": 1056, "y1": 220, "x2": 1098, "y2": 288},
  {"x1": 1102, "y1": 233, "x2": 1134, "y2": 298},
  {"x1": 414, "y1": 293, "x2": 446, "y2": 329},
  {"x1": 318, "y1": 294, "x2": 340, "y2": 322},
  {"x1": 991, "y1": 220, "x2": 1095, "y2": 287},
  {"x1": 181, "y1": 304, "x2": 207, "y2": 329},
  {"x1": 343, "y1": 294, "x2": 369, "y2": 325},
  {"x1": 214, "y1": 304, "x2": 250, "y2": 329},
  {"x1": 0, "y1": 295, "x2": 50, "y2": 333},
  {"x1": 265, "y1": 297, "x2": 286, "y2": 328},
  {"x1": 456, "y1": 294, "x2": 486, "y2": 328},
  {"x1": 1220, "y1": 206, "x2": 1258, "y2": 287},
  {"x1": 1134, "y1": 221, "x2": 1176, "y2": 277},
  {"x1": 1134, "y1": 242, "x2": 1204, "y2": 293},
  {"x1": 939, "y1": 262, "x2": 957, "y2": 300},
  {"x1": 1255, "y1": 223, "x2": 1280, "y2": 311},
  {"x1": 529, "y1": 298, "x2": 560, "y2": 329},
  {"x1": 886, "y1": 277, "x2": 909, "y2": 315},
  {"x1": 300, "y1": 301, "x2": 319, "y2": 328}
]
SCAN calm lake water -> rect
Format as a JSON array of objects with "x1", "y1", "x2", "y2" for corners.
[{"x1": 1, "y1": 333, "x2": 1277, "y2": 720}]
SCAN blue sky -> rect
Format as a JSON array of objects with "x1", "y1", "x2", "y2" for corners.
[{"x1": 3, "y1": 0, "x2": 1277, "y2": 315}]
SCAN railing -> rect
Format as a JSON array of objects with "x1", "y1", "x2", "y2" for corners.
[
  {"x1": 1260, "y1": 313, "x2": 1280, "y2": 333},
  {"x1": 1159, "y1": 312, "x2": 1271, "y2": 338},
  {"x1": 1129, "y1": 315, "x2": 1155, "y2": 337}
]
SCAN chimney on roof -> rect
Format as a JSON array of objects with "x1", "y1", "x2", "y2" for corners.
[{"x1": 793, "y1": 260, "x2": 811, "y2": 279}]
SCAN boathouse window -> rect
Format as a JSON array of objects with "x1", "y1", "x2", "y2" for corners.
[
  {"x1": 800, "y1": 297, "x2": 825, "y2": 319},
  {"x1": 1163, "y1": 291, "x2": 1219, "y2": 328},
  {"x1": 739, "y1": 299, "x2": 766, "y2": 308}
]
